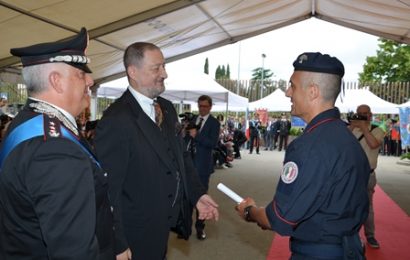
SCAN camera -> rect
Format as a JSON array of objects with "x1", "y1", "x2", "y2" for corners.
[
  {"x1": 178, "y1": 112, "x2": 195, "y2": 123},
  {"x1": 178, "y1": 112, "x2": 199, "y2": 136},
  {"x1": 347, "y1": 112, "x2": 368, "y2": 122}
]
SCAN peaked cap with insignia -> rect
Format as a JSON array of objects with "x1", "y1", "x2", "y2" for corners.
[
  {"x1": 10, "y1": 27, "x2": 92, "y2": 73},
  {"x1": 293, "y1": 52, "x2": 344, "y2": 78}
]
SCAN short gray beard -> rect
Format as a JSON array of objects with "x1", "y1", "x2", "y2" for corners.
[{"x1": 145, "y1": 85, "x2": 165, "y2": 99}]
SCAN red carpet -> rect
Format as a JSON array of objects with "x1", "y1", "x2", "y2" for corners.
[{"x1": 266, "y1": 185, "x2": 410, "y2": 259}]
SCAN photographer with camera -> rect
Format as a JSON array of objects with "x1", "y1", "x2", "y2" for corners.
[{"x1": 348, "y1": 104, "x2": 385, "y2": 249}]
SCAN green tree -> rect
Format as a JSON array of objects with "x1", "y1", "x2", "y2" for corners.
[
  {"x1": 215, "y1": 65, "x2": 222, "y2": 79},
  {"x1": 215, "y1": 63, "x2": 231, "y2": 79},
  {"x1": 359, "y1": 39, "x2": 410, "y2": 83},
  {"x1": 221, "y1": 65, "x2": 226, "y2": 79},
  {"x1": 204, "y1": 57, "x2": 209, "y2": 74},
  {"x1": 250, "y1": 67, "x2": 275, "y2": 99},
  {"x1": 251, "y1": 67, "x2": 274, "y2": 81}
]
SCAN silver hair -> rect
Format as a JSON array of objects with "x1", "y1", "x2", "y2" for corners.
[{"x1": 22, "y1": 64, "x2": 52, "y2": 95}]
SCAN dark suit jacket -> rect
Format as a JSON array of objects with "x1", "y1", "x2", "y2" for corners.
[
  {"x1": 279, "y1": 119, "x2": 291, "y2": 135},
  {"x1": 249, "y1": 119, "x2": 261, "y2": 137},
  {"x1": 94, "y1": 90, "x2": 205, "y2": 259},
  {"x1": 194, "y1": 115, "x2": 220, "y2": 185}
]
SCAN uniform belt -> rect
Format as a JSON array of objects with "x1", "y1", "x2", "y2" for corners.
[{"x1": 290, "y1": 240, "x2": 343, "y2": 259}]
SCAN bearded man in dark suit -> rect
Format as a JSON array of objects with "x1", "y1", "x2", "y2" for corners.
[{"x1": 94, "y1": 42, "x2": 219, "y2": 260}]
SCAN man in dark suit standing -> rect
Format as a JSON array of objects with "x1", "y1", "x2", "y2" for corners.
[
  {"x1": 193, "y1": 95, "x2": 220, "y2": 240},
  {"x1": 249, "y1": 113, "x2": 261, "y2": 154},
  {"x1": 94, "y1": 42, "x2": 219, "y2": 260},
  {"x1": 278, "y1": 113, "x2": 291, "y2": 151}
]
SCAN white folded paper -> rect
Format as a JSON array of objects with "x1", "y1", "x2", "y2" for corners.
[{"x1": 217, "y1": 183, "x2": 244, "y2": 204}]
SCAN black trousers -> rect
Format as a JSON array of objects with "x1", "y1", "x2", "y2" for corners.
[
  {"x1": 249, "y1": 135, "x2": 259, "y2": 153},
  {"x1": 278, "y1": 134, "x2": 288, "y2": 151}
]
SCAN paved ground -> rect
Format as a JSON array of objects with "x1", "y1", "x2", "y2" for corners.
[{"x1": 167, "y1": 148, "x2": 410, "y2": 260}]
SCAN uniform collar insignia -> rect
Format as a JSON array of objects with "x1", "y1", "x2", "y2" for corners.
[{"x1": 29, "y1": 101, "x2": 79, "y2": 135}]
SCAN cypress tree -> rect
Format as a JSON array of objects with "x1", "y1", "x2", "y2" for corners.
[
  {"x1": 215, "y1": 65, "x2": 221, "y2": 79},
  {"x1": 204, "y1": 58, "x2": 209, "y2": 74},
  {"x1": 221, "y1": 65, "x2": 226, "y2": 79}
]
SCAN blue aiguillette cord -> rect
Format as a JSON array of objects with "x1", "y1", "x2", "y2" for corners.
[{"x1": 0, "y1": 115, "x2": 100, "y2": 170}]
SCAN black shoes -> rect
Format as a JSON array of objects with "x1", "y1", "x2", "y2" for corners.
[{"x1": 196, "y1": 230, "x2": 206, "y2": 240}]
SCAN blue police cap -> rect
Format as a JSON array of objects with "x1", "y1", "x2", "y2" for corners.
[
  {"x1": 293, "y1": 52, "x2": 344, "y2": 78},
  {"x1": 10, "y1": 27, "x2": 91, "y2": 73}
]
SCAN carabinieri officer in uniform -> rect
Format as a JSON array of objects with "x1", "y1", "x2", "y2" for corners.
[
  {"x1": 236, "y1": 52, "x2": 370, "y2": 259},
  {"x1": 0, "y1": 28, "x2": 115, "y2": 259}
]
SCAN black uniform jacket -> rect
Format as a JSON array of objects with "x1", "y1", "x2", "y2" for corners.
[
  {"x1": 0, "y1": 100, "x2": 114, "y2": 260},
  {"x1": 94, "y1": 90, "x2": 205, "y2": 259}
]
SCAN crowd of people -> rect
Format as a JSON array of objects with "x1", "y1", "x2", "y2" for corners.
[
  {"x1": 0, "y1": 27, "x2": 408, "y2": 260},
  {"x1": 381, "y1": 119, "x2": 403, "y2": 156},
  {"x1": 207, "y1": 112, "x2": 405, "y2": 160}
]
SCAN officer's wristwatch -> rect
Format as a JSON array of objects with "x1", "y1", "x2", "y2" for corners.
[{"x1": 244, "y1": 205, "x2": 254, "y2": 222}]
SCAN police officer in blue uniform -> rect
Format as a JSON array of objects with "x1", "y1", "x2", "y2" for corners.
[
  {"x1": 236, "y1": 52, "x2": 370, "y2": 259},
  {"x1": 0, "y1": 28, "x2": 115, "y2": 259}
]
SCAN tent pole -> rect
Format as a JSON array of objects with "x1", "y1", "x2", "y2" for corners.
[
  {"x1": 179, "y1": 100, "x2": 183, "y2": 114},
  {"x1": 236, "y1": 41, "x2": 241, "y2": 119},
  {"x1": 90, "y1": 84, "x2": 98, "y2": 120},
  {"x1": 225, "y1": 92, "x2": 229, "y2": 126}
]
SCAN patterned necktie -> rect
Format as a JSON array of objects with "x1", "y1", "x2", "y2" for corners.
[
  {"x1": 153, "y1": 100, "x2": 163, "y2": 127},
  {"x1": 198, "y1": 117, "x2": 204, "y2": 131}
]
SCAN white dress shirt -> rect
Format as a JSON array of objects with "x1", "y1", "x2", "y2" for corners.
[
  {"x1": 128, "y1": 86, "x2": 156, "y2": 123},
  {"x1": 196, "y1": 114, "x2": 210, "y2": 131}
]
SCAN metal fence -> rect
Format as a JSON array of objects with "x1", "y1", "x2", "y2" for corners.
[
  {"x1": 0, "y1": 83, "x2": 27, "y2": 105},
  {"x1": 216, "y1": 79, "x2": 410, "y2": 104}
]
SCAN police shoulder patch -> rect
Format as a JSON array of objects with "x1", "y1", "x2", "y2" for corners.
[{"x1": 281, "y1": 161, "x2": 298, "y2": 184}]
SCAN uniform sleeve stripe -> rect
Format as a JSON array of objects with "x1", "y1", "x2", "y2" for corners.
[{"x1": 273, "y1": 200, "x2": 298, "y2": 226}]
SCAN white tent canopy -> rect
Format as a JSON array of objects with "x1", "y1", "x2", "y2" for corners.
[
  {"x1": 247, "y1": 87, "x2": 400, "y2": 114},
  {"x1": 99, "y1": 71, "x2": 248, "y2": 111},
  {"x1": 248, "y1": 89, "x2": 291, "y2": 112},
  {"x1": 204, "y1": 92, "x2": 248, "y2": 112},
  {"x1": 1, "y1": 1, "x2": 410, "y2": 85},
  {"x1": 335, "y1": 87, "x2": 399, "y2": 114}
]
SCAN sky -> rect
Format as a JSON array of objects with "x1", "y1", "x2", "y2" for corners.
[{"x1": 166, "y1": 18, "x2": 380, "y2": 83}]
